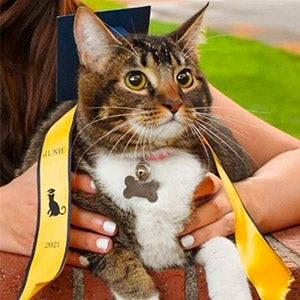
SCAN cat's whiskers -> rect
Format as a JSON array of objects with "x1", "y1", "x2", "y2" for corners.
[
  {"x1": 194, "y1": 104, "x2": 266, "y2": 135},
  {"x1": 183, "y1": 120, "x2": 194, "y2": 144},
  {"x1": 185, "y1": 111, "x2": 243, "y2": 161},
  {"x1": 195, "y1": 111, "x2": 245, "y2": 138},
  {"x1": 141, "y1": 121, "x2": 153, "y2": 160},
  {"x1": 194, "y1": 104, "x2": 263, "y2": 115},
  {"x1": 206, "y1": 33, "x2": 231, "y2": 41},
  {"x1": 195, "y1": 112, "x2": 260, "y2": 165},
  {"x1": 197, "y1": 34, "x2": 232, "y2": 56},
  {"x1": 135, "y1": 120, "x2": 158, "y2": 163},
  {"x1": 187, "y1": 122, "x2": 212, "y2": 169},
  {"x1": 197, "y1": 33, "x2": 232, "y2": 54},
  {"x1": 74, "y1": 119, "x2": 132, "y2": 173},
  {"x1": 211, "y1": 112, "x2": 266, "y2": 132},
  {"x1": 195, "y1": 103, "x2": 269, "y2": 117},
  {"x1": 193, "y1": 118, "x2": 246, "y2": 164},
  {"x1": 91, "y1": 105, "x2": 166, "y2": 160},
  {"x1": 195, "y1": 109, "x2": 263, "y2": 142},
  {"x1": 132, "y1": 127, "x2": 143, "y2": 166},
  {"x1": 147, "y1": 123, "x2": 155, "y2": 153},
  {"x1": 108, "y1": 121, "x2": 142, "y2": 157},
  {"x1": 141, "y1": 125, "x2": 147, "y2": 161},
  {"x1": 74, "y1": 110, "x2": 134, "y2": 137},
  {"x1": 73, "y1": 114, "x2": 102, "y2": 149},
  {"x1": 73, "y1": 112, "x2": 134, "y2": 150},
  {"x1": 121, "y1": 124, "x2": 141, "y2": 159},
  {"x1": 133, "y1": 121, "x2": 149, "y2": 162}
]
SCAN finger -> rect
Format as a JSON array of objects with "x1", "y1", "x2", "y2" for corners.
[
  {"x1": 70, "y1": 227, "x2": 113, "y2": 254},
  {"x1": 71, "y1": 204, "x2": 117, "y2": 236},
  {"x1": 193, "y1": 173, "x2": 222, "y2": 200},
  {"x1": 72, "y1": 173, "x2": 96, "y2": 194},
  {"x1": 180, "y1": 212, "x2": 235, "y2": 249},
  {"x1": 66, "y1": 249, "x2": 89, "y2": 268},
  {"x1": 180, "y1": 190, "x2": 232, "y2": 236},
  {"x1": 193, "y1": 175, "x2": 215, "y2": 199}
]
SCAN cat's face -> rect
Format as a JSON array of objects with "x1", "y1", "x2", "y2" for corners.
[{"x1": 74, "y1": 5, "x2": 210, "y2": 154}]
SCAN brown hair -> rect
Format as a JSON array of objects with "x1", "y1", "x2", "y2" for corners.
[{"x1": 0, "y1": 0, "x2": 80, "y2": 185}]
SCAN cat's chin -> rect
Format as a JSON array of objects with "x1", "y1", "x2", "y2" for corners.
[{"x1": 132, "y1": 119, "x2": 186, "y2": 142}]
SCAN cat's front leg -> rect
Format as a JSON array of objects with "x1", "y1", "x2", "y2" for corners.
[
  {"x1": 72, "y1": 193, "x2": 159, "y2": 299},
  {"x1": 195, "y1": 236, "x2": 252, "y2": 300},
  {"x1": 85, "y1": 246, "x2": 159, "y2": 300}
]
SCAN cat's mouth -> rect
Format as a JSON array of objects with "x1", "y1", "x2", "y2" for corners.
[
  {"x1": 131, "y1": 117, "x2": 186, "y2": 142},
  {"x1": 158, "y1": 111, "x2": 186, "y2": 126}
]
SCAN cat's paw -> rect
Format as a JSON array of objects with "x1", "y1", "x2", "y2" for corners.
[{"x1": 195, "y1": 236, "x2": 252, "y2": 300}]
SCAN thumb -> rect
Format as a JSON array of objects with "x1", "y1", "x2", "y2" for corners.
[{"x1": 193, "y1": 173, "x2": 222, "y2": 200}]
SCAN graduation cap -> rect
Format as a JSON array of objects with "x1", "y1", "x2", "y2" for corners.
[
  {"x1": 56, "y1": 6, "x2": 151, "y2": 102},
  {"x1": 47, "y1": 188, "x2": 56, "y2": 194}
]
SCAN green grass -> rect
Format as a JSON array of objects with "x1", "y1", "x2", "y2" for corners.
[
  {"x1": 202, "y1": 32, "x2": 300, "y2": 138},
  {"x1": 84, "y1": 2, "x2": 300, "y2": 138},
  {"x1": 82, "y1": 0, "x2": 125, "y2": 10}
]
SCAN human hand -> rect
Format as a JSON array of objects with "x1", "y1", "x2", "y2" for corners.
[
  {"x1": 69, "y1": 173, "x2": 118, "y2": 268},
  {"x1": 179, "y1": 173, "x2": 234, "y2": 249},
  {"x1": 0, "y1": 163, "x2": 117, "y2": 268},
  {"x1": 0, "y1": 164, "x2": 39, "y2": 257}
]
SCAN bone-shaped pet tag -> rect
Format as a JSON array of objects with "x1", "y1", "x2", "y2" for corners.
[
  {"x1": 123, "y1": 176, "x2": 160, "y2": 202},
  {"x1": 123, "y1": 161, "x2": 160, "y2": 202}
]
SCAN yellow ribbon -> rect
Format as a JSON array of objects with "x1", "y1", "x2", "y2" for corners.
[
  {"x1": 202, "y1": 137, "x2": 293, "y2": 300},
  {"x1": 18, "y1": 106, "x2": 77, "y2": 300}
]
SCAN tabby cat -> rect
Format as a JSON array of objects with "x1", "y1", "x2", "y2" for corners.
[{"x1": 18, "y1": 4, "x2": 254, "y2": 299}]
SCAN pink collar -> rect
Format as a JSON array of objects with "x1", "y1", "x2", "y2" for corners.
[{"x1": 144, "y1": 152, "x2": 170, "y2": 161}]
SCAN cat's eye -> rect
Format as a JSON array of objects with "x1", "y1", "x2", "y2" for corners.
[
  {"x1": 125, "y1": 71, "x2": 147, "y2": 90},
  {"x1": 176, "y1": 69, "x2": 193, "y2": 88}
]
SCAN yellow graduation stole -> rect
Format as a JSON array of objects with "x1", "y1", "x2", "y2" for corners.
[
  {"x1": 202, "y1": 136, "x2": 293, "y2": 300},
  {"x1": 18, "y1": 106, "x2": 77, "y2": 300}
]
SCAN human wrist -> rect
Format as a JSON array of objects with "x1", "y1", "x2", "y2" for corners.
[
  {"x1": 0, "y1": 185, "x2": 14, "y2": 252},
  {"x1": 0, "y1": 184, "x2": 11, "y2": 225},
  {"x1": 234, "y1": 177, "x2": 266, "y2": 232}
]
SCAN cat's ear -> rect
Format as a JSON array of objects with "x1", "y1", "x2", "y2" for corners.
[
  {"x1": 74, "y1": 6, "x2": 121, "y2": 72},
  {"x1": 168, "y1": 3, "x2": 208, "y2": 57}
]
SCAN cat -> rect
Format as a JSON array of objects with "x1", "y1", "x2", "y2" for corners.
[
  {"x1": 47, "y1": 188, "x2": 66, "y2": 217},
  {"x1": 17, "y1": 4, "x2": 254, "y2": 300}
]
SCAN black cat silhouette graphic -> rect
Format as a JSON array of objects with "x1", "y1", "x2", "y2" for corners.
[{"x1": 47, "y1": 188, "x2": 66, "y2": 217}]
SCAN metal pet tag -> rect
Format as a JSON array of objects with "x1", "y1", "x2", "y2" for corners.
[
  {"x1": 123, "y1": 161, "x2": 160, "y2": 202},
  {"x1": 123, "y1": 176, "x2": 160, "y2": 202}
]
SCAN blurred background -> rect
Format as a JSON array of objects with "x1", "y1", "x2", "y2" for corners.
[{"x1": 83, "y1": 0, "x2": 300, "y2": 138}]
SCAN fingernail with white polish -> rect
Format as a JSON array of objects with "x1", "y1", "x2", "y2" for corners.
[
  {"x1": 90, "y1": 180, "x2": 96, "y2": 190},
  {"x1": 79, "y1": 255, "x2": 90, "y2": 267},
  {"x1": 103, "y1": 220, "x2": 117, "y2": 234},
  {"x1": 181, "y1": 235, "x2": 195, "y2": 248},
  {"x1": 96, "y1": 238, "x2": 109, "y2": 251}
]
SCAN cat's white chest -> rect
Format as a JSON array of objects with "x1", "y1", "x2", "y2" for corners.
[{"x1": 94, "y1": 150, "x2": 206, "y2": 269}]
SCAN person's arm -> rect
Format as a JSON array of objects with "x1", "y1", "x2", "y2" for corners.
[
  {"x1": 209, "y1": 84, "x2": 300, "y2": 167},
  {"x1": 180, "y1": 85, "x2": 300, "y2": 249},
  {"x1": 0, "y1": 163, "x2": 117, "y2": 267}
]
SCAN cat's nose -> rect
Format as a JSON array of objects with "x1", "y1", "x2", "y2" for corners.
[{"x1": 162, "y1": 98, "x2": 183, "y2": 114}]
